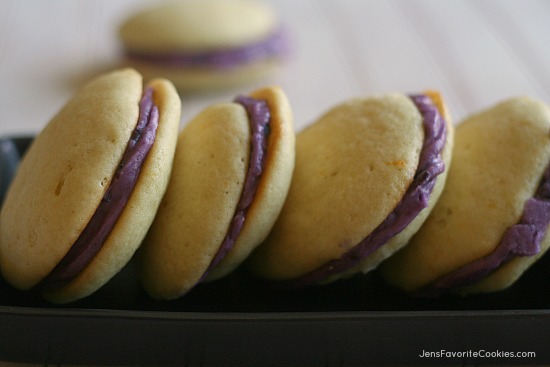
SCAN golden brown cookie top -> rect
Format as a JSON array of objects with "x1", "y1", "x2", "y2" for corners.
[{"x1": 119, "y1": 0, "x2": 278, "y2": 53}]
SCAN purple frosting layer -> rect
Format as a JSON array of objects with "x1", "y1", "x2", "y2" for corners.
[
  {"x1": 419, "y1": 161, "x2": 550, "y2": 296},
  {"x1": 126, "y1": 28, "x2": 289, "y2": 70},
  {"x1": 39, "y1": 88, "x2": 159, "y2": 291},
  {"x1": 285, "y1": 94, "x2": 447, "y2": 288},
  {"x1": 198, "y1": 96, "x2": 271, "y2": 282}
]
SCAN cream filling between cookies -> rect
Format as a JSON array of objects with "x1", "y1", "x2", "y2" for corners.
[
  {"x1": 125, "y1": 28, "x2": 288, "y2": 70},
  {"x1": 38, "y1": 88, "x2": 159, "y2": 291},
  {"x1": 286, "y1": 94, "x2": 447, "y2": 288},
  {"x1": 418, "y1": 163, "x2": 550, "y2": 296},
  {"x1": 198, "y1": 96, "x2": 271, "y2": 283}
]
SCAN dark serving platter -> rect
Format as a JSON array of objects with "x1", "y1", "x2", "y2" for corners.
[{"x1": 1, "y1": 136, "x2": 549, "y2": 366}]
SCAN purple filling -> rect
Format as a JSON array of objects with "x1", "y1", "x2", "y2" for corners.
[
  {"x1": 285, "y1": 94, "x2": 447, "y2": 288},
  {"x1": 198, "y1": 96, "x2": 271, "y2": 283},
  {"x1": 418, "y1": 161, "x2": 550, "y2": 296},
  {"x1": 125, "y1": 28, "x2": 289, "y2": 70},
  {"x1": 39, "y1": 88, "x2": 159, "y2": 291}
]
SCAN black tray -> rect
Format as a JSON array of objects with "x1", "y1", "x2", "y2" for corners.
[{"x1": 1, "y1": 136, "x2": 549, "y2": 366}]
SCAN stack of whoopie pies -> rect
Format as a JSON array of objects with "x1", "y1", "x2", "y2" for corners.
[
  {"x1": 0, "y1": 68, "x2": 295, "y2": 303},
  {"x1": 248, "y1": 92, "x2": 550, "y2": 297},
  {"x1": 2, "y1": 69, "x2": 548, "y2": 304},
  {"x1": 1, "y1": 2, "x2": 549, "y2": 304}
]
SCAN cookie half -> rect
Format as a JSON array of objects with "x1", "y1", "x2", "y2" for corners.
[
  {"x1": 381, "y1": 97, "x2": 550, "y2": 295},
  {"x1": 0, "y1": 69, "x2": 181, "y2": 303},
  {"x1": 247, "y1": 92, "x2": 454, "y2": 287},
  {"x1": 138, "y1": 86, "x2": 295, "y2": 300}
]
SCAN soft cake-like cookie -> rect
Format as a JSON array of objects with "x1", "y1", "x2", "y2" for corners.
[
  {"x1": 138, "y1": 86, "x2": 295, "y2": 300},
  {"x1": 247, "y1": 92, "x2": 454, "y2": 286},
  {"x1": 381, "y1": 97, "x2": 550, "y2": 295},
  {"x1": 119, "y1": 0, "x2": 289, "y2": 91},
  {"x1": 0, "y1": 69, "x2": 181, "y2": 303}
]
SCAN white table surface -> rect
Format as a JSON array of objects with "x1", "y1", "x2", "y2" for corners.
[
  {"x1": 1, "y1": 0, "x2": 549, "y2": 137},
  {"x1": 1, "y1": 1, "x2": 550, "y2": 366}
]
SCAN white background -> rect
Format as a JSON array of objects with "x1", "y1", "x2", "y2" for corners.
[{"x1": 1, "y1": 0, "x2": 549, "y2": 137}]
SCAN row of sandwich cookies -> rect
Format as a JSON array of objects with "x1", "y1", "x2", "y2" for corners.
[{"x1": 0, "y1": 68, "x2": 548, "y2": 303}]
